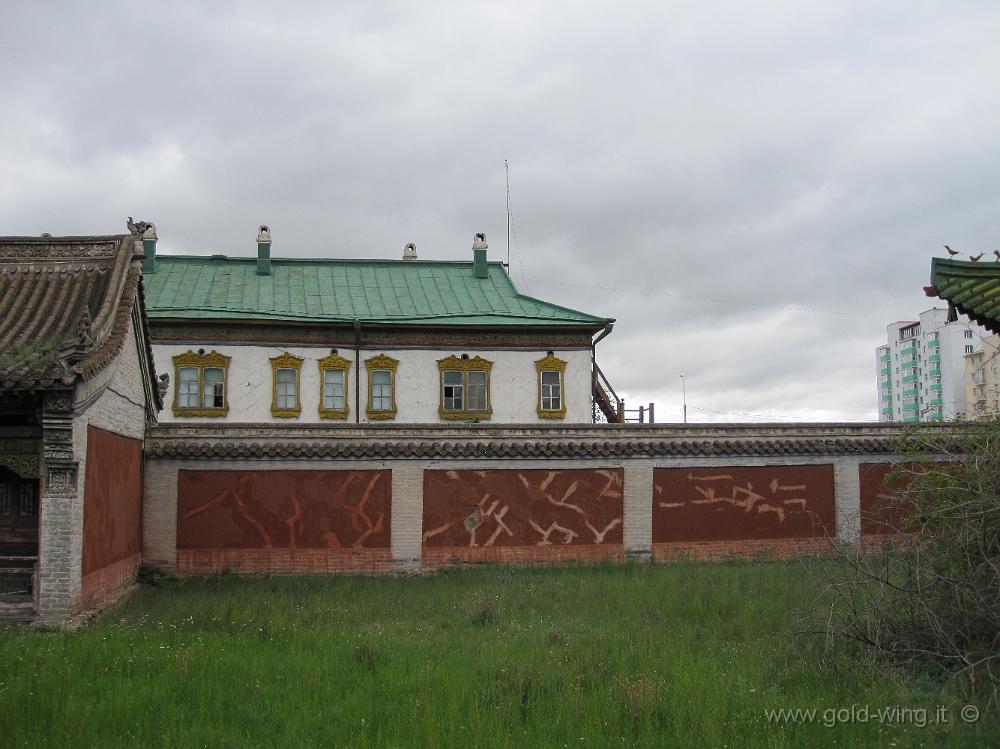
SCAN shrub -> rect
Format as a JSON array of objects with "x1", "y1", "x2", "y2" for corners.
[{"x1": 825, "y1": 420, "x2": 1000, "y2": 693}]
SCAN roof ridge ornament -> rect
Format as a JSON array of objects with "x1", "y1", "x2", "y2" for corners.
[{"x1": 126, "y1": 217, "x2": 153, "y2": 239}]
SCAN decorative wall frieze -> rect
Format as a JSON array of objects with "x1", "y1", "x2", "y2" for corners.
[
  {"x1": 0, "y1": 239, "x2": 120, "y2": 258},
  {"x1": 0, "y1": 454, "x2": 39, "y2": 478},
  {"x1": 42, "y1": 391, "x2": 75, "y2": 463},
  {"x1": 45, "y1": 462, "x2": 78, "y2": 493},
  {"x1": 149, "y1": 323, "x2": 594, "y2": 349}
]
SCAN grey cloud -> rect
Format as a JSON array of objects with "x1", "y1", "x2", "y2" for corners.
[{"x1": 3, "y1": 1, "x2": 999, "y2": 421}]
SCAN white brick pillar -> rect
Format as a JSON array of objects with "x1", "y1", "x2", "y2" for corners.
[
  {"x1": 623, "y1": 460, "x2": 653, "y2": 560},
  {"x1": 391, "y1": 462, "x2": 423, "y2": 571},
  {"x1": 143, "y1": 459, "x2": 178, "y2": 569},
  {"x1": 36, "y1": 461, "x2": 83, "y2": 625},
  {"x1": 833, "y1": 457, "x2": 862, "y2": 545}
]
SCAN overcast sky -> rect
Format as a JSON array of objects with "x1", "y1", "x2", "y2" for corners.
[{"x1": 3, "y1": 2, "x2": 999, "y2": 422}]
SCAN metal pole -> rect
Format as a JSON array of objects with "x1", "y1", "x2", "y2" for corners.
[{"x1": 680, "y1": 374, "x2": 687, "y2": 424}]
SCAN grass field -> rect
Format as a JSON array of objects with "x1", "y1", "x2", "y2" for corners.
[{"x1": 1, "y1": 560, "x2": 996, "y2": 747}]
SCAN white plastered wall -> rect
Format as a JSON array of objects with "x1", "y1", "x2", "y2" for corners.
[{"x1": 152, "y1": 344, "x2": 594, "y2": 424}]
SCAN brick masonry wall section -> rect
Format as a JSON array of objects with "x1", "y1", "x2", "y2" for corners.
[
  {"x1": 143, "y1": 459, "x2": 179, "y2": 568},
  {"x1": 652, "y1": 465, "x2": 836, "y2": 543},
  {"x1": 390, "y1": 463, "x2": 423, "y2": 570},
  {"x1": 623, "y1": 461, "x2": 653, "y2": 557},
  {"x1": 81, "y1": 553, "x2": 141, "y2": 609},
  {"x1": 422, "y1": 468, "x2": 624, "y2": 564},
  {"x1": 175, "y1": 469, "x2": 390, "y2": 574},
  {"x1": 651, "y1": 538, "x2": 834, "y2": 562}
]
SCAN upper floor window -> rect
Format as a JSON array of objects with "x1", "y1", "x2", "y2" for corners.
[
  {"x1": 172, "y1": 350, "x2": 230, "y2": 417},
  {"x1": 964, "y1": 330, "x2": 974, "y2": 339},
  {"x1": 318, "y1": 352, "x2": 351, "y2": 420},
  {"x1": 535, "y1": 352, "x2": 567, "y2": 419},
  {"x1": 270, "y1": 352, "x2": 303, "y2": 418},
  {"x1": 965, "y1": 345, "x2": 975, "y2": 354},
  {"x1": 437, "y1": 355, "x2": 493, "y2": 420},
  {"x1": 365, "y1": 354, "x2": 398, "y2": 420}
]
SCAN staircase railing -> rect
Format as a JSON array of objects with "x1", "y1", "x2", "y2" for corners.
[{"x1": 592, "y1": 362, "x2": 624, "y2": 423}]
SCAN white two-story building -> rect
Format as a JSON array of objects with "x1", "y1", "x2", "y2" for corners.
[{"x1": 143, "y1": 227, "x2": 618, "y2": 424}]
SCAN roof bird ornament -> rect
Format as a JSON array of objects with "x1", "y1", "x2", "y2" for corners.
[
  {"x1": 944, "y1": 245, "x2": 959, "y2": 256},
  {"x1": 993, "y1": 250, "x2": 1000, "y2": 262},
  {"x1": 126, "y1": 216, "x2": 151, "y2": 239},
  {"x1": 970, "y1": 253, "x2": 984, "y2": 262}
]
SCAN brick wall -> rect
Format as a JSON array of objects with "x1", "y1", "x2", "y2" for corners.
[{"x1": 141, "y1": 423, "x2": 954, "y2": 576}]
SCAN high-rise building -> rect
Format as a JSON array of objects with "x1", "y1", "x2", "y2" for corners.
[
  {"x1": 876, "y1": 308, "x2": 988, "y2": 422},
  {"x1": 965, "y1": 333, "x2": 1000, "y2": 420}
]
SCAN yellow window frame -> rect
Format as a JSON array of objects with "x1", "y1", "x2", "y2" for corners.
[
  {"x1": 171, "y1": 349, "x2": 231, "y2": 417},
  {"x1": 365, "y1": 354, "x2": 398, "y2": 420},
  {"x1": 535, "y1": 353, "x2": 567, "y2": 419},
  {"x1": 270, "y1": 352, "x2": 303, "y2": 418},
  {"x1": 437, "y1": 355, "x2": 493, "y2": 420},
  {"x1": 318, "y1": 352, "x2": 351, "y2": 420}
]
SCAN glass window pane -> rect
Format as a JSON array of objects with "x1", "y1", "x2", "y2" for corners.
[
  {"x1": 178, "y1": 367, "x2": 199, "y2": 408},
  {"x1": 442, "y1": 370, "x2": 464, "y2": 411},
  {"x1": 371, "y1": 370, "x2": 392, "y2": 410},
  {"x1": 541, "y1": 371, "x2": 560, "y2": 385},
  {"x1": 541, "y1": 370, "x2": 562, "y2": 411},
  {"x1": 203, "y1": 368, "x2": 224, "y2": 408},
  {"x1": 324, "y1": 370, "x2": 345, "y2": 410},
  {"x1": 276, "y1": 368, "x2": 297, "y2": 409},
  {"x1": 467, "y1": 371, "x2": 487, "y2": 411}
]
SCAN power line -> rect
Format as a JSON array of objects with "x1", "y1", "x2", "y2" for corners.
[
  {"x1": 505, "y1": 160, "x2": 530, "y2": 295},
  {"x1": 525, "y1": 276, "x2": 900, "y2": 320}
]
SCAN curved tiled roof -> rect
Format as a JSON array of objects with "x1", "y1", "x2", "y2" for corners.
[
  {"x1": 145, "y1": 422, "x2": 954, "y2": 460},
  {"x1": 927, "y1": 257, "x2": 1000, "y2": 334},
  {"x1": 0, "y1": 235, "x2": 160, "y2": 403}
]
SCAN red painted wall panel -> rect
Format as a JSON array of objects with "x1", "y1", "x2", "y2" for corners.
[
  {"x1": 177, "y1": 470, "x2": 390, "y2": 549},
  {"x1": 423, "y1": 468, "x2": 623, "y2": 549},
  {"x1": 82, "y1": 427, "x2": 143, "y2": 576},
  {"x1": 652, "y1": 465, "x2": 835, "y2": 542},
  {"x1": 858, "y1": 463, "x2": 919, "y2": 535}
]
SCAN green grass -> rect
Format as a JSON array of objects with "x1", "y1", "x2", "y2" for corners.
[{"x1": 1, "y1": 560, "x2": 996, "y2": 747}]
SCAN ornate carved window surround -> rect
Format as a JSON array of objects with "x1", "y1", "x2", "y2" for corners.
[
  {"x1": 535, "y1": 353, "x2": 567, "y2": 420},
  {"x1": 270, "y1": 352, "x2": 303, "y2": 418},
  {"x1": 437, "y1": 355, "x2": 493, "y2": 420},
  {"x1": 172, "y1": 350, "x2": 231, "y2": 417},
  {"x1": 365, "y1": 354, "x2": 398, "y2": 421},
  {"x1": 318, "y1": 352, "x2": 351, "y2": 420}
]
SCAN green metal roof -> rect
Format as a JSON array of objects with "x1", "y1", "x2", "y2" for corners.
[
  {"x1": 928, "y1": 257, "x2": 1000, "y2": 334},
  {"x1": 144, "y1": 256, "x2": 612, "y2": 328}
]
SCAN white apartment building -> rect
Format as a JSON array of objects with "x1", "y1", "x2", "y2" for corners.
[{"x1": 876, "y1": 308, "x2": 988, "y2": 423}]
